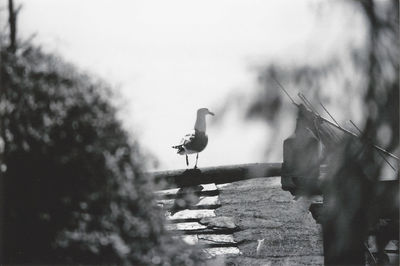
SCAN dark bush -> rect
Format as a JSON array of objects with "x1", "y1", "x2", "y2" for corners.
[{"x1": 0, "y1": 46, "x2": 203, "y2": 265}]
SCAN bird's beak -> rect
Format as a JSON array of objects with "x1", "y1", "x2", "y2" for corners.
[{"x1": 208, "y1": 111, "x2": 215, "y2": 116}]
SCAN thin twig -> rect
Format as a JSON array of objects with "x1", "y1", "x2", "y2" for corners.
[
  {"x1": 320, "y1": 102, "x2": 340, "y2": 127},
  {"x1": 299, "y1": 93, "x2": 320, "y2": 115},
  {"x1": 272, "y1": 77, "x2": 298, "y2": 106},
  {"x1": 273, "y1": 81, "x2": 399, "y2": 161},
  {"x1": 349, "y1": 120, "x2": 397, "y2": 172},
  {"x1": 298, "y1": 93, "x2": 317, "y2": 114},
  {"x1": 299, "y1": 94, "x2": 340, "y2": 141}
]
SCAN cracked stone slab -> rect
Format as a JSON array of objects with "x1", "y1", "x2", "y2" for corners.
[
  {"x1": 181, "y1": 235, "x2": 198, "y2": 245},
  {"x1": 165, "y1": 222, "x2": 207, "y2": 231},
  {"x1": 167, "y1": 209, "x2": 216, "y2": 220},
  {"x1": 199, "y1": 216, "x2": 238, "y2": 229},
  {"x1": 204, "y1": 247, "x2": 241, "y2": 258},
  {"x1": 198, "y1": 234, "x2": 237, "y2": 245}
]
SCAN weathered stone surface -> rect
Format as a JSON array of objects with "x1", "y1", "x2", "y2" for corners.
[
  {"x1": 216, "y1": 177, "x2": 324, "y2": 265},
  {"x1": 181, "y1": 235, "x2": 198, "y2": 245},
  {"x1": 165, "y1": 222, "x2": 207, "y2": 231},
  {"x1": 156, "y1": 183, "x2": 218, "y2": 199},
  {"x1": 158, "y1": 195, "x2": 220, "y2": 209},
  {"x1": 198, "y1": 234, "x2": 237, "y2": 245},
  {"x1": 204, "y1": 247, "x2": 241, "y2": 258},
  {"x1": 197, "y1": 196, "x2": 220, "y2": 206},
  {"x1": 236, "y1": 218, "x2": 283, "y2": 229},
  {"x1": 225, "y1": 255, "x2": 324, "y2": 266},
  {"x1": 199, "y1": 216, "x2": 238, "y2": 229},
  {"x1": 167, "y1": 209, "x2": 216, "y2": 220}
]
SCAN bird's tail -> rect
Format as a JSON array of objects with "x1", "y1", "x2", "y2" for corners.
[{"x1": 172, "y1": 145, "x2": 185, "y2": 154}]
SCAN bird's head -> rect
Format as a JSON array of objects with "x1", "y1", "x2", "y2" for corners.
[{"x1": 197, "y1": 108, "x2": 215, "y2": 116}]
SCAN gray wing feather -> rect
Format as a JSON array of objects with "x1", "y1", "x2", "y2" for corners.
[{"x1": 180, "y1": 132, "x2": 195, "y2": 146}]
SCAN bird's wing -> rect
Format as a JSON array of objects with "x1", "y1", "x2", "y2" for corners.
[
  {"x1": 172, "y1": 130, "x2": 195, "y2": 149},
  {"x1": 180, "y1": 131, "x2": 196, "y2": 146}
]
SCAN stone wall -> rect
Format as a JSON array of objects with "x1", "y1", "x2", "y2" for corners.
[{"x1": 217, "y1": 177, "x2": 324, "y2": 265}]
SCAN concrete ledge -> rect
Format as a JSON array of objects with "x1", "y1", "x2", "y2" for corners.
[{"x1": 151, "y1": 162, "x2": 282, "y2": 189}]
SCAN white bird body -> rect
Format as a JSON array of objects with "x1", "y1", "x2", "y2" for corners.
[{"x1": 172, "y1": 108, "x2": 214, "y2": 167}]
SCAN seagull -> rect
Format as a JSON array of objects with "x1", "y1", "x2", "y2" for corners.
[{"x1": 172, "y1": 108, "x2": 214, "y2": 168}]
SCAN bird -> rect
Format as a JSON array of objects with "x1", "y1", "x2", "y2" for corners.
[{"x1": 172, "y1": 108, "x2": 214, "y2": 168}]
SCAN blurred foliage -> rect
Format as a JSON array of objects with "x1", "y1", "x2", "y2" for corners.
[
  {"x1": 282, "y1": 1, "x2": 398, "y2": 264},
  {"x1": 219, "y1": 0, "x2": 399, "y2": 264},
  {"x1": 0, "y1": 43, "x2": 205, "y2": 265},
  {"x1": 218, "y1": 0, "x2": 398, "y2": 162}
]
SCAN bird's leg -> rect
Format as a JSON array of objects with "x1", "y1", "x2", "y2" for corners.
[
  {"x1": 194, "y1": 153, "x2": 199, "y2": 169},
  {"x1": 186, "y1": 154, "x2": 189, "y2": 166}
]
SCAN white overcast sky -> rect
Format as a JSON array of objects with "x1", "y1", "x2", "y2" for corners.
[{"x1": 9, "y1": 0, "x2": 365, "y2": 170}]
